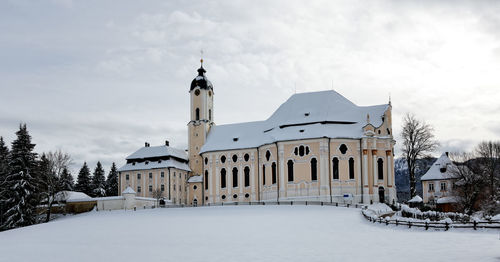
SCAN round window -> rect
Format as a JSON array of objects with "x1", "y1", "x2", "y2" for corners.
[
  {"x1": 209, "y1": 91, "x2": 212, "y2": 97},
  {"x1": 232, "y1": 154, "x2": 238, "y2": 163},
  {"x1": 205, "y1": 196, "x2": 208, "y2": 201},
  {"x1": 194, "y1": 89, "x2": 200, "y2": 96},
  {"x1": 193, "y1": 185, "x2": 197, "y2": 190},
  {"x1": 244, "y1": 153, "x2": 250, "y2": 162},
  {"x1": 339, "y1": 144, "x2": 348, "y2": 154},
  {"x1": 245, "y1": 193, "x2": 250, "y2": 198},
  {"x1": 221, "y1": 195, "x2": 226, "y2": 200},
  {"x1": 233, "y1": 194, "x2": 238, "y2": 199},
  {"x1": 221, "y1": 155, "x2": 226, "y2": 163}
]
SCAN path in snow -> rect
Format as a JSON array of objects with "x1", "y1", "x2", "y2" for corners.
[{"x1": 0, "y1": 205, "x2": 498, "y2": 262}]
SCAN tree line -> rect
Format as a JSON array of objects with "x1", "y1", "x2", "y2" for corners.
[
  {"x1": 401, "y1": 113, "x2": 499, "y2": 215},
  {"x1": 0, "y1": 124, "x2": 119, "y2": 231}
]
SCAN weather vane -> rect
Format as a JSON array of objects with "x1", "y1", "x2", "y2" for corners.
[{"x1": 200, "y1": 49, "x2": 204, "y2": 66}]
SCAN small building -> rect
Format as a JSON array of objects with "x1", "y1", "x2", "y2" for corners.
[
  {"x1": 407, "y1": 195, "x2": 423, "y2": 208},
  {"x1": 420, "y1": 152, "x2": 457, "y2": 206}
]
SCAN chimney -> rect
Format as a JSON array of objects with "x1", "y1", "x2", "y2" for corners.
[
  {"x1": 145, "y1": 142, "x2": 150, "y2": 147},
  {"x1": 165, "y1": 140, "x2": 170, "y2": 147}
]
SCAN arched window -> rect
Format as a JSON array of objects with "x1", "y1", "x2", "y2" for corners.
[
  {"x1": 204, "y1": 170, "x2": 209, "y2": 190},
  {"x1": 287, "y1": 160, "x2": 294, "y2": 182},
  {"x1": 244, "y1": 153, "x2": 249, "y2": 161},
  {"x1": 272, "y1": 162, "x2": 277, "y2": 184},
  {"x1": 349, "y1": 158, "x2": 355, "y2": 180},
  {"x1": 244, "y1": 166, "x2": 250, "y2": 187},
  {"x1": 332, "y1": 157, "x2": 339, "y2": 180},
  {"x1": 195, "y1": 108, "x2": 200, "y2": 120},
  {"x1": 209, "y1": 109, "x2": 212, "y2": 121},
  {"x1": 232, "y1": 154, "x2": 238, "y2": 163},
  {"x1": 221, "y1": 155, "x2": 226, "y2": 163},
  {"x1": 232, "y1": 167, "x2": 238, "y2": 188},
  {"x1": 299, "y1": 145, "x2": 305, "y2": 156},
  {"x1": 220, "y1": 168, "x2": 226, "y2": 188},
  {"x1": 378, "y1": 158, "x2": 384, "y2": 180},
  {"x1": 262, "y1": 164, "x2": 266, "y2": 185},
  {"x1": 311, "y1": 158, "x2": 317, "y2": 181}
]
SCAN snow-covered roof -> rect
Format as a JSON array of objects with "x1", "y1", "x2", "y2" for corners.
[
  {"x1": 436, "y1": 196, "x2": 459, "y2": 204},
  {"x1": 420, "y1": 153, "x2": 458, "y2": 181},
  {"x1": 408, "y1": 195, "x2": 423, "y2": 203},
  {"x1": 187, "y1": 175, "x2": 203, "y2": 183},
  {"x1": 54, "y1": 191, "x2": 91, "y2": 202},
  {"x1": 200, "y1": 90, "x2": 389, "y2": 153},
  {"x1": 126, "y1": 145, "x2": 188, "y2": 161},
  {"x1": 118, "y1": 158, "x2": 191, "y2": 172},
  {"x1": 122, "y1": 186, "x2": 136, "y2": 194}
]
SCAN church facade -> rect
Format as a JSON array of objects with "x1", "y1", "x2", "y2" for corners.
[{"x1": 118, "y1": 62, "x2": 397, "y2": 206}]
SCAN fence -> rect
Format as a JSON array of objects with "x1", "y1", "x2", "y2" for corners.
[
  {"x1": 160, "y1": 200, "x2": 365, "y2": 209},
  {"x1": 361, "y1": 211, "x2": 500, "y2": 230}
]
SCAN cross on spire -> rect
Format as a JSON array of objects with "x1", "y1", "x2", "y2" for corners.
[{"x1": 200, "y1": 49, "x2": 204, "y2": 67}]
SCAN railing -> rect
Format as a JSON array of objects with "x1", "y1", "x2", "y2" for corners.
[
  {"x1": 361, "y1": 211, "x2": 500, "y2": 230},
  {"x1": 160, "y1": 200, "x2": 366, "y2": 209}
]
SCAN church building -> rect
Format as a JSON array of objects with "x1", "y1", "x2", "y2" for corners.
[{"x1": 118, "y1": 61, "x2": 397, "y2": 206}]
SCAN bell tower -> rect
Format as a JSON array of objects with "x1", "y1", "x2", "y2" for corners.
[{"x1": 188, "y1": 59, "x2": 214, "y2": 176}]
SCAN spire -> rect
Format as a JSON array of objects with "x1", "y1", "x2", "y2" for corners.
[
  {"x1": 388, "y1": 93, "x2": 392, "y2": 106},
  {"x1": 197, "y1": 49, "x2": 205, "y2": 76},
  {"x1": 366, "y1": 114, "x2": 370, "y2": 124}
]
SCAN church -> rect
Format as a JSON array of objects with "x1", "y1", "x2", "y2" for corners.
[{"x1": 118, "y1": 61, "x2": 397, "y2": 206}]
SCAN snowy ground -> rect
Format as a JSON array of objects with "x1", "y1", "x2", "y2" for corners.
[{"x1": 0, "y1": 205, "x2": 499, "y2": 262}]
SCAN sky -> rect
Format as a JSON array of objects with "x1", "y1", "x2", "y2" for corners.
[{"x1": 1, "y1": 0, "x2": 499, "y2": 175}]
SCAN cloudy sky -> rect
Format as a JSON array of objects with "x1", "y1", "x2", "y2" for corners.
[{"x1": 1, "y1": 0, "x2": 499, "y2": 174}]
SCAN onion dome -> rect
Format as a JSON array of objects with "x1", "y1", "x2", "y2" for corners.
[{"x1": 190, "y1": 59, "x2": 213, "y2": 91}]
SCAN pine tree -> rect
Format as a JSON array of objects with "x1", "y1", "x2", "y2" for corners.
[
  {"x1": 91, "y1": 162, "x2": 106, "y2": 197},
  {"x1": 0, "y1": 137, "x2": 11, "y2": 229},
  {"x1": 60, "y1": 167, "x2": 74, "y2": 191},
  {"x1": 75, "y1": 162, "x2": 92, "y2": 196},
  {"x1": 2, "y1": 124, "x2": 39, "y2": 230},
  {"x1": 105, "y1": 162, "x2": 118, "y2": 196}
]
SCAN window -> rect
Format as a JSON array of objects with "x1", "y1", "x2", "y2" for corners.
[
  {"x1": 339, "y1": 144, "x2": 348, "y2": 154},
  {"x1": 137, "y1": 173, "x2": 141, "y2": 179},
  {"x1": 209, "y1": 109, "x2": 212, "y2": 121},
  {"x1": 174, "y1": 185, "x2": 176, "y2": 191},
  {"x1": 221, "y1": 195, "x2": 226, "y2": 200},
  {"x1": 266, "y1": 150, "x2": 271, "y2": 161},
  {"x1": 174, "y1": 172, "x2": 176, "y2": 178},
  {"x1": 332, "y1": 158, "x2": 339, "y2": 180},
  {"x1": 306, "y1": 146, "x2": 310, "y2": 155},
  {"x1": 287, "y1": 160, "x2": 294, "y2": 182},
  {"x1": 221, "y1": 168, "x2": 226, "y2": 188},
  {"x1": 193, "y1": 185, "x2": 197, "y2": 190},
  {"x1": 233, "y1": 194, "x2": 238, "y2": 199},
  {"x1": 349, "y1": 158, "x2": 355, "y2": 180},
  {"x1": 232, "y1": 154, "x2": 238, "y2": 163},
  {"x1": 204, "y1": 157, "x2": 208, "y2": 165},
  {"x1": 232, "y1": 167, "x2": 238, "y2": 188},
  {"x1": 377, "y1": 158, "x2": 384, "y2": 180},
  {"x1": 195, "y1": 108, "x2": 200, "y2": 120},
  {"x1": 428, "y1": 183, "x2": 434, "y2": 192},
  {"x1": 272, "y1": 162, "x2": 277, "y2": 184},
  {"x1": 205, "y1": 170, "x2": 209, "y2": 190},
  {"x1": 440, "y1": 182, "x2": 447, "y2": 191},
  {"x1": 149, "y1": 185, "x2": 152, "y2": 192},
  {"x1": 262, "y1": 164, "x2": 266, "y2": 185},
  {"x1": 126, "y1": 174, "x2": 129, "y2": 180},
  {"x1": 137, "y1": 186, "x2": 141, "y2": 192},
  {"x1": 161, "y1": 172, "x2": 164, "y2": 178},
  {"x1": 161, "y1": 184, "x2": 165, "y2": 191},
  {"x1": 294, "y1": 147, "x2": 298, "y2": 156},
  {"x1": 244, "y1": 153, "x2": 249, "y2": 162},
  {"x1": 245, "y1": 193, "x2": 250, "y2": 198},
  {"x1": 221, "y1": 155, "x2": 226, "y2": 163},
  {"x1": 149, "y1": 173, "x2": 152, "y2": 179},
  {"x1": 244, "y1": 166, "x2": 250, "y2": 187},
  {"x1": 299, "y1": 145, "x2": 305, "y2": 157},
  {"x1": 311, "y1": 158, "x2": 317, "y2": 181}
]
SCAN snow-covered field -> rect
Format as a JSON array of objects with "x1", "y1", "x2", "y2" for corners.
[{"x1": 0, "y1": 205, "x2": 498, "y2": 262}]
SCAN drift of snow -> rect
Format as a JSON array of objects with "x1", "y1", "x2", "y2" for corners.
[
  {"x1": 0, "y1": 206, "x2": 498, "y2": 262},
  {"x1": 408, "y1": 195, "x2": 423, "y2": 203}
]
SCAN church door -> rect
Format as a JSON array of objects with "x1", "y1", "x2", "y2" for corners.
[
  {"x1": 193, "y1": 199, "x2": 198, "y2": 207},
  {"x1": 378, "y1": 187, "x2": 385, "y2": 203}
]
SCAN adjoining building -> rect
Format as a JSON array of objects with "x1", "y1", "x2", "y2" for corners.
[
  {"x1": 118, "y1": 61, "x2": 397, "y2": 206},
  {"x1": 420, "y1": 152, "x2": 458, "y2": 211}
]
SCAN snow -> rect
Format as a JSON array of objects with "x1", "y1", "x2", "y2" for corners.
[
  {"x1": 187, "y1": 175, "x2": 203, "y2": 183},
  {"x1": 2, "y1": 205, "x2": 496, "y2": 262},
  {"x1": 53, "y1": 191, "x2": 91, "y2": 202},
  {"x1": 200, "y1": 90, "x2": 389, "y2": 153},
  {"x1": 125, "y1": 145, "x2": 188, "y2": 161},
  {"x1": 437, "y1": 196, "x2": 459, "y2": 204},
  {"x1": 118, "y1": 158, "x2": 191, "y2": 172},
  {"x1": 122, "y1": 186, "x2": 136, "y2": 194},
  {"x1": 420, "y1": 153, "x2": 458, "y2": 181},
  {"x1": 364, "y1": 203, "x2": 394, "y2": 217},
  {"x1": 492, "y1": 214, "x2": 500, "y2": 221},
  {"x1": 408, "y1": 195, "x2": 423, "y2": 203}
]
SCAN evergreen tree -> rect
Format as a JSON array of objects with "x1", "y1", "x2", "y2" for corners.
[
  {"x1": 0, "y1": 137, "x2": 11, "y2": 229},
  {"x1": 2, "y1": 124, "x2": 39, "y2": 230},
  {"x1": 60, "y1": 167, "x2": 74, "y2": 191},
  {"x1": 75, "y1": 162, "x2": 92, "y2": 195},
  {"x1": 91, "y1": 162, "x2": 106, "y2": 197},
  {"x1": 105, "y1": 162, "x2": 119, "y2": 196}
]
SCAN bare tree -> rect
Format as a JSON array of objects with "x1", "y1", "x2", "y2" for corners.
[
  {"x1": 40, "y1": 150, "x2": 72, "y2": 222},
  {"x1": 401, "y1": 113, "x2": 439, "y2": 198},
  {"x1": 449, "y1": 152, "x2": 485, "y2": 215},
  {"x1": 151, "y1": 188, "x2": 164, "y2": 207},
  {"x1": 475, "y1": 141, "x2": 500, "y2": 197}
]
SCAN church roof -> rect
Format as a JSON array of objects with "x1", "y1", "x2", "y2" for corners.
[
  {"x1": 125, "y1": 145, "x2": 188, "y2": 161},
  {"x1": 200, "y1": 90, "x2": 389, "y2": 153},
  {"x1": 190, "y1": 65, "x2": 213, "y2": 92},
  {"x1": 420, "y1": 153, "x2": 458, "y2": 181},
  {"x1": 118, "y1": 159, "x2": 191, "y2": 172}
]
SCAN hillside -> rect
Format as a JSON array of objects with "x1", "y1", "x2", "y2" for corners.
[
  {"x1": 0, "y1": 206, "x2": 498, "y2": 262},
  {"x1": 394, "y1": 157, "x2": 436, "y2": 201}
]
